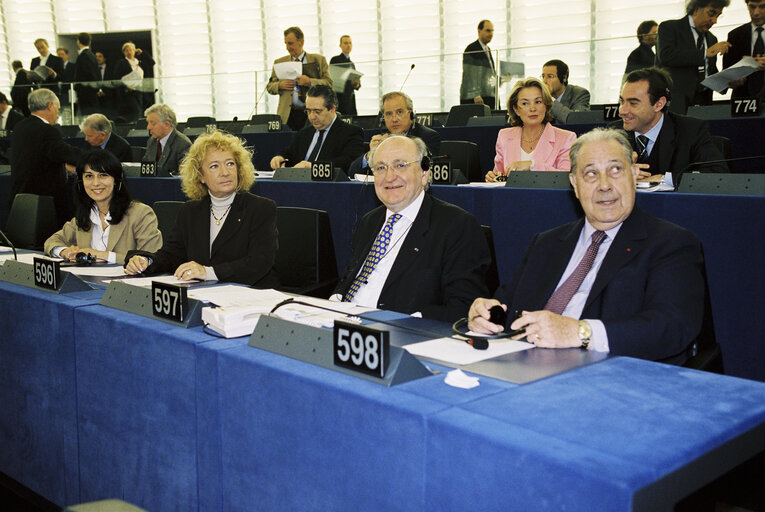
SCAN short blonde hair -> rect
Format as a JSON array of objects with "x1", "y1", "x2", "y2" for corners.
[
  {"x1": 507, "y1": 77, "x2": 554, "y2": 126},
  {"x1": 179, "y1": 131, "x2": 256, "y2": 200},
  {"x1": 122, "y1": 41, "x2": 136, "y2": 54}
]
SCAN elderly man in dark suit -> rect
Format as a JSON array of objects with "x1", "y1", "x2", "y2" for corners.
[
  {"x1": 614, "y1": 67, "x2": 726, "y2": 177},
  {"x1": 329, "y1": 35, "x2": 360, "y2": 116},
  {"x1": 625, "y1": 20, "x2": 659, "y2": 74},
  {"x1": 269, "y1": 85, "x2": 364, "y2": 173},
  {"x1": 9, "y1": 88, "x2": 81, "y2": 228},
  {"x1": 333, "y1": 135, "x2": 490, "y2": 323},
  {"x1": 656, "y1": 0, "x2": 731, "y2": 114},
  {"x1": 142, "y1": 103, "x2": 192, "y2": 176},
  {"x1": 80, "y1": 113, "x2": 133, "y2": 162},
  {"x1": 74, "y1": 32, "x2": 100, "y2": 115},
  {"x1": 468, "y1": 128, "x2": 705, "y2": 365},
  {"x1": 347, "y1": 91, "x2": 441, "y2": 176},
  {"x1": 460, "y1": 19, "x2": 497, "y2": 109},
  {"x1": 724, "y1": 0, "x2": 765, "y2": 98}
]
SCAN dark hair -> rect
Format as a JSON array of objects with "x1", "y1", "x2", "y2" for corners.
[
  {"x1": 78, "y1": 32, "x2": 91, "y2": 46},
  {"x1": 11, "y1": 60, "x2": 22, "y2": 70},
  {"x1": 284, "y1": 26, "x2": 304, "y2": 40},
  {"x1": 543, "y1": 59, "x2": 569, "y2": 86},
  {"x1": 478, "y1": 19, "x2": 491, "y2": 30},
  {"x1": 306, "y1": 85, "x2": 338, "y2": 110},
  {"x1": 74, "y1": 149, "x2": 132, "y2": 230},
  {"x1": 637, "y1": 20, "x2": 658, "y2": 43},
  {"x1": 624, "y1": 66, "x2": 673, "y2": 112},
  {"x1": 686, "y1": 0, "x2": 730, "y2": 15},
  {"x1": 0, "y1": 92, "x2": 7, "y2": 104}
]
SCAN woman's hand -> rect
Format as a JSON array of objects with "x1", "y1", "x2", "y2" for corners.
[
  {"x1": 60, "y1": 245, "x2": 83, "y2": 260},
  {"x1": 485, "y1": 170, "x2": 503, "y2": 182},
  {"x1": 125, "y1": 255, "x2": 149, "y2": 275},
  {"x1": 505, "y1": 160, "x2": 532, "y2": 173},
  {"x1": 174, "y1": 261, "x2": 206, "y2": 281}
]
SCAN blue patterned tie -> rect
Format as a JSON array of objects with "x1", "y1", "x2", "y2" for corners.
[{"x1": 343, "y1": 213, "x2": 402, "y2": 302}]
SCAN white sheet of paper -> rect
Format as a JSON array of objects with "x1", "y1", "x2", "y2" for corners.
[
  {"x1": 61, "y1": 265, "x2": 129, "y2": 277},
  {"x1": 702, "y1": 56, "x2": 760, "y2": 93},
  {"x1": 274, "y1": 61, "x2": 301, "y2": 80},
  {"x1": 118, "y1": 275, "x2": 191, "y2": 287},
  {"x1": 444, "y1": 369, "x2": 480, "y2": 389},
  {"x1": 187, "y1": 286, "x2": 290, "y2": 308},
  {"x1": 404, "y1": 337, "x2": 533, "y2": 365}
]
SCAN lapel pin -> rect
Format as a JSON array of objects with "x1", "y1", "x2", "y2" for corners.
[{"x1": 414, "y1": 247, "x2": 419, "y2": 252}]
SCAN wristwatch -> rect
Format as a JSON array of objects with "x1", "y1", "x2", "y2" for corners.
[{"x1": 578, "y1": 320, "x2": 592, "y2": 349}]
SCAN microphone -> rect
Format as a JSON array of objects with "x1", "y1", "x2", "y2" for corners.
[
  {"x1": 248, "y1": 80, "x2": 273, "y2": 119},
  {"x1": 0, "y1": 228, "x2": 17, "y2": 260},
  {"x1": 674, "y1": 154, "x2": 765, "y2": 185},
  {"x1": 399, "y1": 64, "x2": 415, "y2": 91}
]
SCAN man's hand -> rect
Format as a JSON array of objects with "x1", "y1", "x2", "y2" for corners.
[
  {"x1": 279, "y1": 79, "x2": 296, "y2": 91},
  {"x1": 474, "y1": 96, "x2": 484, "y2": 104},
  {"x1": 631, "y1": 151, "x2": 651, "y2": 179},
  {"x1": 707, "y1": 41, "x2": 731, "y2": 58},
  {"x1": 295, "y1": 75, "x2": 312, "y2": 87},
  {"x1": 270, "y1": 156, "x2": 286, "y2": 169},
  {"x1": 125, "y1": 255, "x2": 149, "y2": 275},
  {"x1": 293, "y1": 160, "x2": 312, "y2": 168},
  {"x1": 511, "y1": 310, "x2": 579, "y2": 348},
  {"x1": 467, "y1": 298, "x2": 506, "y2": 334}
]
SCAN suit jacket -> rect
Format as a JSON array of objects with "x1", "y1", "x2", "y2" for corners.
[
  {"x1": 60, "y1": 61, "x2": 76, "y2": 84},
  {"x1": 125, "y1": 192, "x2": 279, "y2": 287},
  {"x1": 347, "y1": 122, "x2": 442, "y2": 176},
  {"x1": 492, "y1": 123, "x2": 576, "y2": 174},
  {"x1": 625, "y1": 43, "x2": 656, "y2": 74},
  {"x1": 142, "y1": 129, "x2": 192, "y2": 176},
  {"x1": 104, "y1": 133, "x2": 133, "y2": 162},
  {"x1": 44, "y1": 201, "x2": 163, "y2": 264},
  {"x1": 12, "y1": 69, "x2": 32, "y2": 116},
  {"x1": 9, "y1": 115, "x2": 81, "y2": 226},
  {"x1": 278, "y1": 117, "x2": 364, "y2": 172},
  {"x1": 30, "y1": 54, "x2": 64, "y2": 85},
  {"x1": 612, "y1": 111, "x2": 727, "y2": 174},
  {"x1": 329, "y1": 53, "x2": 358, "y2": 116},
  {"x1": 494, "y1": 207, "x2": 705, "y2": 364},
  {"x1": 74, "y1": 48, "x2": 100, "y2": 111},
  {"x1": 550, "y1": 84, "x2": 591, "y2": 123},
  {"x1": 334, "y1": 194, "x2": 490, "y2": 322},
  {"x1": 266, "y1": 53, "x2": 332, "y2": 124},
  {"x1": 460, "y1": 40, "x2": 496, "y2": 102},
  {"x1": 657, "y1": 17, "x2": 720, "y2": 114},
  {"x1": 724, "y1": 22, "x2": 764, "y2": 98},
  {"x1": 4, "y1": 109, "x2": 25, "y2": 132}
]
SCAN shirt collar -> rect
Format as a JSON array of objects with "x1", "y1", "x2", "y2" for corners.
[
  {"x1": 100, "y1": 134, "x2": 111, "y2": 150},
  {"x1": 583, "y1": 217, "x2": 622, "y2": 242},
  {"x1": 386, "y1": 190, "x2": 425, "y2": 224},
  {"x1": 641, "y1": 112, "x2": 664, "y2": 141}
]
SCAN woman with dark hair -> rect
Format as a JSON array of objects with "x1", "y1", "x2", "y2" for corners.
[
  {"x1": 124, "y1": 130, "x2": 279, "y2": 287},
  {"x1": 485, "y1": 77, "x2": 576, "y2": 182},
  {"x1": 44, "y1": 149, "x2": 162, "y2": 263}
]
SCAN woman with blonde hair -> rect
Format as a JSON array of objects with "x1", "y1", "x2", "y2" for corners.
[
  {"x1": 125, "y1": 130, "x2": 278, "y2": 287},
  {"x1": 486, "y1": 77, "x2": 576, "y2": 182}
]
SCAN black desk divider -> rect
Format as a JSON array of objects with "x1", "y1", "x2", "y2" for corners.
[
  {"x1": 249, "y1": 315, "x2": 432, "y2": 386},
  {"x1": 100, "y1": 280, "x2": 203, "y2": 328},
  {"x1": 0, "y1": 259, "x2": 92, "y2": 294},
  {"x1": 504, "y1": 171, "x2": 571, "y2": 189},
  {"x1": 677, "y1": 173, "x2": 765, "y2": 195}
]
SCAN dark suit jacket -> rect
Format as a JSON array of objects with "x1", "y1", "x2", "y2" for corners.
[
  {"x1": 625, "y1": 43, "x2": 656, "y2": 74},
  {"x1": 278, "y1": 117, "x2": 364, "y2": 172},
  {"x1": 74, "y1": 48, "x2": 100, "y2": 111},
  {"x1": 126, "y1": 192, "x2": 279, "y2": 287},
  {"x1": 657, "y1": 17, "x2": 720, "y2": 114},
  {"x1": 550, "y1": 84, "x2": 591, "y2": 123},
  {"x1": 143, "y1": 129, "x2": 192, "y2": 176},
  {"x1": 30, "y1": 54, "x2": 64, "y2": 85},
  {"x1": 4, "y1": 109, "x2": 25, "y2": 131},
  {"x1": 494, "y1": 207, "x2": 705, "y2": 364},
  {"x1": 60, "y1": 61, "x2": 76, "y2": 83},
  {"x1": 334, "y1": 194, "x2": 490, "y2": 322},
  {"x1": 12, "y1": 69, "x2": 32, "y2": 116},
  {"x1": 460, "y1": 40, "x2": 496, "y2": 103},
  {"x1": 724, "y1": 22, "x2": 763, "y2": 98},
  {"x1": 9, "y1": 115, "x2": 81, "y2": 226},
  {"x1": 612, "y1": 111, "x2": 727, "y2": 174},
  {"x1": 347, "y1": 122, "x2": 442, "y2": 176},
  {"x1": 104, "y1": 133, "x2": 133, "y2": 162},
  {"x1": 329, "y1": 53, "x2": 358, "y2": 116}
]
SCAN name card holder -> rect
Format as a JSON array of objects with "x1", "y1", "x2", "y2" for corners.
[
  {"x1": 731, "y1": 98, "x2": 761, "y2": 117},
  {"x1": 140, "y1": 161, "x2": 157, "y2": 177},
  {"x1": 249, "y1": 315, "x2": 432, "y2": 386},
  {"x1": 100, "y1": 280, "x2": 203, "y2": 328},
  {"x1": 273, "y1": 166, "x2": 350, "y2": 182},
  {"x1": 0, "y1": 259, "x2": 92, "y2": 294}
]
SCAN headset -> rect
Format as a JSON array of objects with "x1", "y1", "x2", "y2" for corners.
[
  {"x1": 450, "y1": 305, "x2": 525, "y2": 350},
  {"x1": 73, "y1": 252, "x2": 97, "y2": 266}
]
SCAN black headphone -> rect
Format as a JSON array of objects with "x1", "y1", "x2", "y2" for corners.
[
  {"x1": 74, "y1": 252, "x2": 97, "y2": 266},
  {"x1": 420, "y1": 153, "x2": 431, "y2": 171},
  {"x1": 451, "y1": 306, "x2": 524, "y2": 350}
]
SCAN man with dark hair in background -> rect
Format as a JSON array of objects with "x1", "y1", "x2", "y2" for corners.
[
  {"x1": 74, "y1": 32, "x2": 100, "y2": 115},
  {"x1": 625, "y1": 21, "x2": 659, "y2": 74},
  {"x1": 11, "y1": 60, "x2": 31, "y2": 117},
  {"x1": 330, "y1": 35, "x2": 360, "y2": 116},
  {"x1": 542, "y1": 59, "x2": 591, "y2": 123},
  {"x1": 724, "y1": 0, "x2": 765, "y2": 98},
  {"x1": 0, "y1": 92, "x2": 24, "y2": 132},
  {"x1": 460, "y1": 19, "x2": 497, "y2": 109},
  {"x1": 656, "y1": 0, "x2": 731, "y2": 113},
  {"x1": 269, "y1": 85, "x2": 363, "y2": 172}
]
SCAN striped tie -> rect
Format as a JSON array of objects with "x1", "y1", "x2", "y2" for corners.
[
  {"x1": 343, "y1": 213, "x2": 402, "y2": 302},
  {"x1": 544, "y1": 230, "x2": 607, "y2": 315}
]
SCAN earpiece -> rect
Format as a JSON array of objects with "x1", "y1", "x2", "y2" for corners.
[
  {"x1": 74, "y1": 252, "x2": 96, "y2": 266},
  {"x1": 420, "y1": 155, "x2": 431, "y2": 171}
]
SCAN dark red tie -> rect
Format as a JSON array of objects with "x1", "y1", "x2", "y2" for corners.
[
  {"x1": 156, "y1": 143, "x2": 162, "y2": 161},
  {"x1": 544, "y1": 230, "x2": 607, "y2": 315}
]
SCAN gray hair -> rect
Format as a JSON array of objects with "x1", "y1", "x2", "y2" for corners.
[
  {"x1": 144, "y1": 103, "x2": 177, "y2": 127},
  {"x1": 27, "y1": 88, "x2": 59, "y2": 112},
  {"x1": 379, "y1": 91, "x2": 414, "y2": 113},
  {"x1": 569, "y1": 128, "x2": 633, "y2": 175},
  {"x1": 80, "y1": 113, "x2": 112, "y2": 134}
]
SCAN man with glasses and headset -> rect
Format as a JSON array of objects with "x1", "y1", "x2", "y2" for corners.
[
  {"x1": 332, "y1": 135, "x2": 489, "y2": 323},
  {"x1": 270, "y1": 85, "x2": 363, "y2": 173}
]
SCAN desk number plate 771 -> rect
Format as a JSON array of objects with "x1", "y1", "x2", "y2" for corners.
[{"x1": 333, "y1": 320, "x2": 389, "y2": 379}]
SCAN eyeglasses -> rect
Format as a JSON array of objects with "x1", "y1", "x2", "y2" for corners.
[
  {"x1": 383, "y1": 109, "x2": 410, "y2": 120},
  {"x1": 372, "y1": 159, "x2": 418, "y2": 176}
]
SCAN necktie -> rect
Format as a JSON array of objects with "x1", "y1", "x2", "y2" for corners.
[
  {"x1": 544, "y1": 230, "x2": 607, "y2": 315},
  {"x1": 343, "y1": 213, "x2": 402, "y2": 302},
  {"x1": 308, "y1": 130, "x2": 325, "y2": 162},
  {"x1": 695, "y1": 28, "x2": 706, "y2": 78},
  {"x1": 751, "y1": 27, "x2": 764, "y2": 94},
  {"x1": 156, "y1": 142, "x2": 162, "y2": 161},
  {"x1": 636, "y1": 135, "x2": 649, "y2": 162}
]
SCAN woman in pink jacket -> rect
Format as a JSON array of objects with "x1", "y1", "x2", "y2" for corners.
[{"x1": 486, "y1": 77, "x2": 576, "y2": 181}]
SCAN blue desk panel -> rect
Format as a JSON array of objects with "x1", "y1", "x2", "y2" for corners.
[{"x1": 0, "y1": 281, "x2": 104, "y2": 506}]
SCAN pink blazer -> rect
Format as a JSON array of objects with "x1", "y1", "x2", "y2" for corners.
[{"x1": 492, "y1": 123, "x2": 577, "y2": 174}]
